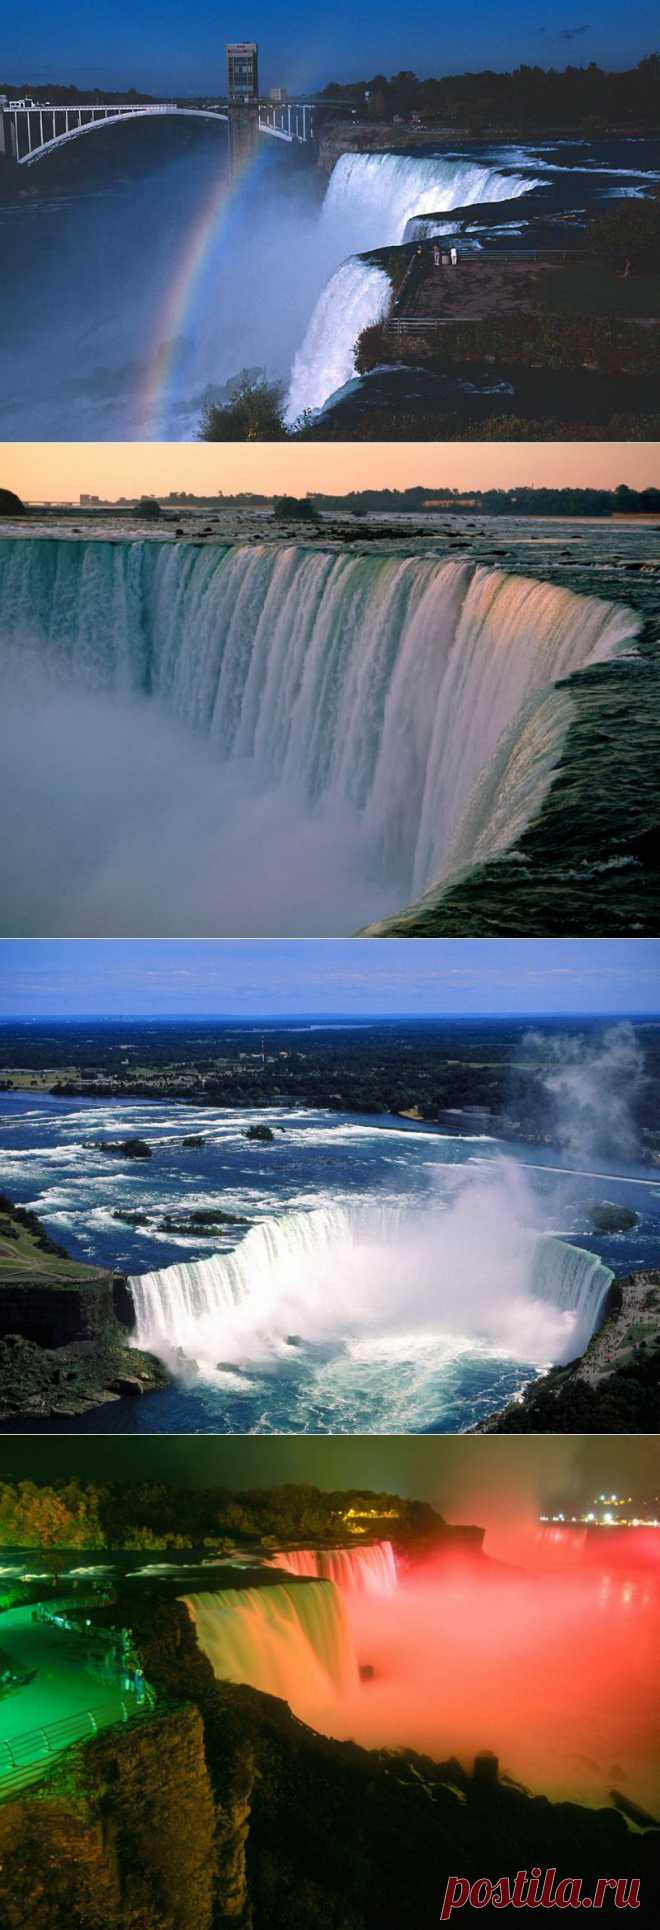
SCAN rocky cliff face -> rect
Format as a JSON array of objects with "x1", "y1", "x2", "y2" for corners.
[
  {"x1": 0, "y1": 1269, "x2": 133, "y2": 1348},
  {"x1": 0, "y1": 1328, "x2": 170, "y2": 1421},
  {"x1": 0, "y1": 1705, "x2": 215, "y2": 1930},
  {"x1": 1, "y1": 1591, "x2": 657, "y2": 1929},
  {"x1": 0, "y1": 1196, "x2": 168, "y2": 1421},
  {"x1": 474, "y1": 1269, "x2": 660, "y2": 1433}
]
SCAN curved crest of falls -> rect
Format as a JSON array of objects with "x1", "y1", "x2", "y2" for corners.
[
  {"x1": 182, "y1": 1579, "x2": 358, "y2": 1717},
  {"x1": 129, "y1": 1190, "x2": 613, "y2": 1431},
  {"x1": 320, "y1": 152, "x2": 542, "y2": 254},
  {"x1": 0, "y1": 538, "x2": 638, "y2": 931},
  {"x1": 267, "y1": 1541, "x2": 398, "y2": 1596},
  {"x1": 285, "y1": 152, "x2": 543, "y2": 416}
]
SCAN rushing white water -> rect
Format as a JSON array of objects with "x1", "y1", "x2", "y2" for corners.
[
  {"x1": 403, "y1": 216, "x2": 463, "y2": 242},
  {"x1": 182, "y1": 1579, "x2": 359, "y2": 1718},
  {"x1": 285, "y1": 259, "x2": 392, "y2": 422},
  {"x1": 0, "y1": 538, "x2": 638, "y2": 932},
  {"x1": 268, "y1": 1541, "x2": 398, "y2": 1596},
  {"x1": 285, "y1": 152, "x2": 541, "y2": 417},
  {"x1": 532, "y1": 1236, "x2": 613, "y2": 1353},
  {"x1": 129, "y1": 1173, "x2": 614, "y2": 1400},
  {"x1": 321, "y1": 153, "x2": 541, "y2": 254}
]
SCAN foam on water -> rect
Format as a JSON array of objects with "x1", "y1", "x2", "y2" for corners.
[{"x1": 129, "y1": 1177, "x2": 613, "y2": 1414}]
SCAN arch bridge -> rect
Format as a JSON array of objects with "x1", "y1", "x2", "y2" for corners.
[{"x1": 0, "y1": 97, "x2": 316, "y2": 167}]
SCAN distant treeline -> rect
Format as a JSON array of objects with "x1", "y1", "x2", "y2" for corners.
[
  {"x1": 41, "y1": 486, "x2": 660, "y2": 515},
  {"x1": 2, "y1": 1017, "x2": 658, "y2": 1149},
  {"x1": 308, "y1": 485, "x2": 660, "y2": 516},
  {"x1": 4, "y1": 55, "x2": 659, "y2": 127},
  {"x1": 321, "y1": 54, "x2": 660, "y2": 130},
  {"x1": 0, "y1": 1478, "x2": 439, "y2": 1551},
  {"x1": 0, "y1": 84, "x2": 157, "y2": 104}
]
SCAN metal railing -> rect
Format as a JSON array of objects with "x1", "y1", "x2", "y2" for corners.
[
  {"x1": 0, "y1": 1692, "x2": 156, "y2": 1800},
  {"x1": 384, "y1": 317, "x2": 457, "y2": 334}
]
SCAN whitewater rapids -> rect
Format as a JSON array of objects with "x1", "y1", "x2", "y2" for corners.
[{"x1": 0, "y1": 537, "x2": 638, "y2": 934}]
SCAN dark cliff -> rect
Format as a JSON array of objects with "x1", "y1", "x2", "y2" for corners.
[
  {"x1": 0, "y1": 1196, "x2": 168, "y2": 1421},
  {"x1": 474, "y1": 1270, "x2": 660, "y2": 1433},
  {"x1": 1, "y1": 1588, "x2": 658, "y2": 1927},
  {"x1": 0, "y1": 1704, "x2": 215, "y2": 1930}
]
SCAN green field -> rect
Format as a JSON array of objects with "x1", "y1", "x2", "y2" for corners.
[{"x1": 0, "y1": 1208, "x2": 104, "y2": 1286}]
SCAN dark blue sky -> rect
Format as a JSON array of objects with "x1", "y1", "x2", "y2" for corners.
[
  {"x1": 0, "y1": 940, "x2": 658, "y2": 1019},
  {"x1": 3, "y1": 2, "x2": 656, "y2": 94}
]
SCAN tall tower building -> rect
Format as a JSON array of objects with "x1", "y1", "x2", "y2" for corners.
[{"x1": 226, "y1": 43, "x2": 259, "y2": 103}]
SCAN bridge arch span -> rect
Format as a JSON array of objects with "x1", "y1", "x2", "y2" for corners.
[
  {"x1": 1, "y1": 98, "x2": 314, "y2": 166},
  {"x1": 14, "y1": 106, "x2": 229, "y2": 168}
]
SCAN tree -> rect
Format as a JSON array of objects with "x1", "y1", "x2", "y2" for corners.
[
  {"x1": 589, "y1": 197, "x2": 660, "y2": 272},
  {"x1": 199, "y1": 371, "x2": 288, "y2": 442},
  {"x1": 0, "y1": 487, "x2": 26, "y2": 516},
  {"x1": 137, "y1": 496, "x2": 162, "y2": 519},
  {"x1": 272, "y1": 496, "x2": 320, "y2": 523}
]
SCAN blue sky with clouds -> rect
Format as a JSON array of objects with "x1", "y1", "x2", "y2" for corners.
[
  {"x1": 0, "y1": 940, "x2": 658, "y2": 1019},
  {"x1": 4, "y1": 1, "x2": 656, "y2": 94}
]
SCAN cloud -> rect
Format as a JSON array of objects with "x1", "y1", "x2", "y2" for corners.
[{"x1": 537, "y1": 21, "x2": 590, "y2": 35}]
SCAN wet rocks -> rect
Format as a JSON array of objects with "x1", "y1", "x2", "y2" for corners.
[{"x1": 588, "y1": 1201, "x2": 639, "y2": 1233}]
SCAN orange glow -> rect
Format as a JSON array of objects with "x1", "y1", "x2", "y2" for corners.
[{"x1": 2, "y1": 441, "x2": 659, "y2": 503}]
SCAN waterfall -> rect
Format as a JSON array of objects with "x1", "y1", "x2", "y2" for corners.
[
  {"x1": 321, "y1": 153, "x2": 542, "y2": 253},
  {"x1": 536, "y1": 1525, "x2": 588, "y2": 1562},
  {"x1": 531, "y1": 1237, "x2": 613, "y2": 1355},
  {"x1": 286, "y1": 152, "x2": 542, "y2": 417},
  {"x1": 130, "y1": 1190, "x2": 612, "y2": 1389},
  {"x1": 129, "y1": 1203, "x2": 386, "y2": 1358},
  {"x1": 285, "y1": 259, "x2": 392, "y2": 423},
  {"x1": 268, "y1": 1541, "x2": 398, "y2": 1595},
  {"x1": 182, "y1": 1579, "x2": 358, "y2": 1717},
  {"x1": 0, "y1": 538, "x2": 638, "y2": 930},
  {"x1": 403, "y1": 216, "x2": 468, "y2": 242}
]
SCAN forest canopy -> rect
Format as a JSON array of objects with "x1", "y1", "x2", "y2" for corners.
[
  {"x1": 0, "y1": 1478, "x2": 440, "y2": 1550},
  {"x1": 321, "y1": 55, "x2": 660, "y2": 131}
]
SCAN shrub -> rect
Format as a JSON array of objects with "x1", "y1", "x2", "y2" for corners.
[
  {"x1": 589, "y1": 197, "x2": 660, "y2": 273},
  {"x1": 272, "y1": 496, "x2": 320, "y2": 523},
  {"x1": 199, "y1": 371, "x2": 288, "y2": 441},
  {"x1": 0, "y1": 487, "x2": 26, "y2": 516}
]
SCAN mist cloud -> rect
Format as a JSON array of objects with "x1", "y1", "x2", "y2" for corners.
[
  {"x1": 523, "y1": 1021, "x2": 646, "y2": 1161},
  {"x1": 0, "y1": 676, "x2": 397, "y2": 936}
]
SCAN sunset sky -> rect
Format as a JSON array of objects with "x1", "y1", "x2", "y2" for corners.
[{"x1": 3, "y1": 442, "x2": 659, "y2": 501}]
